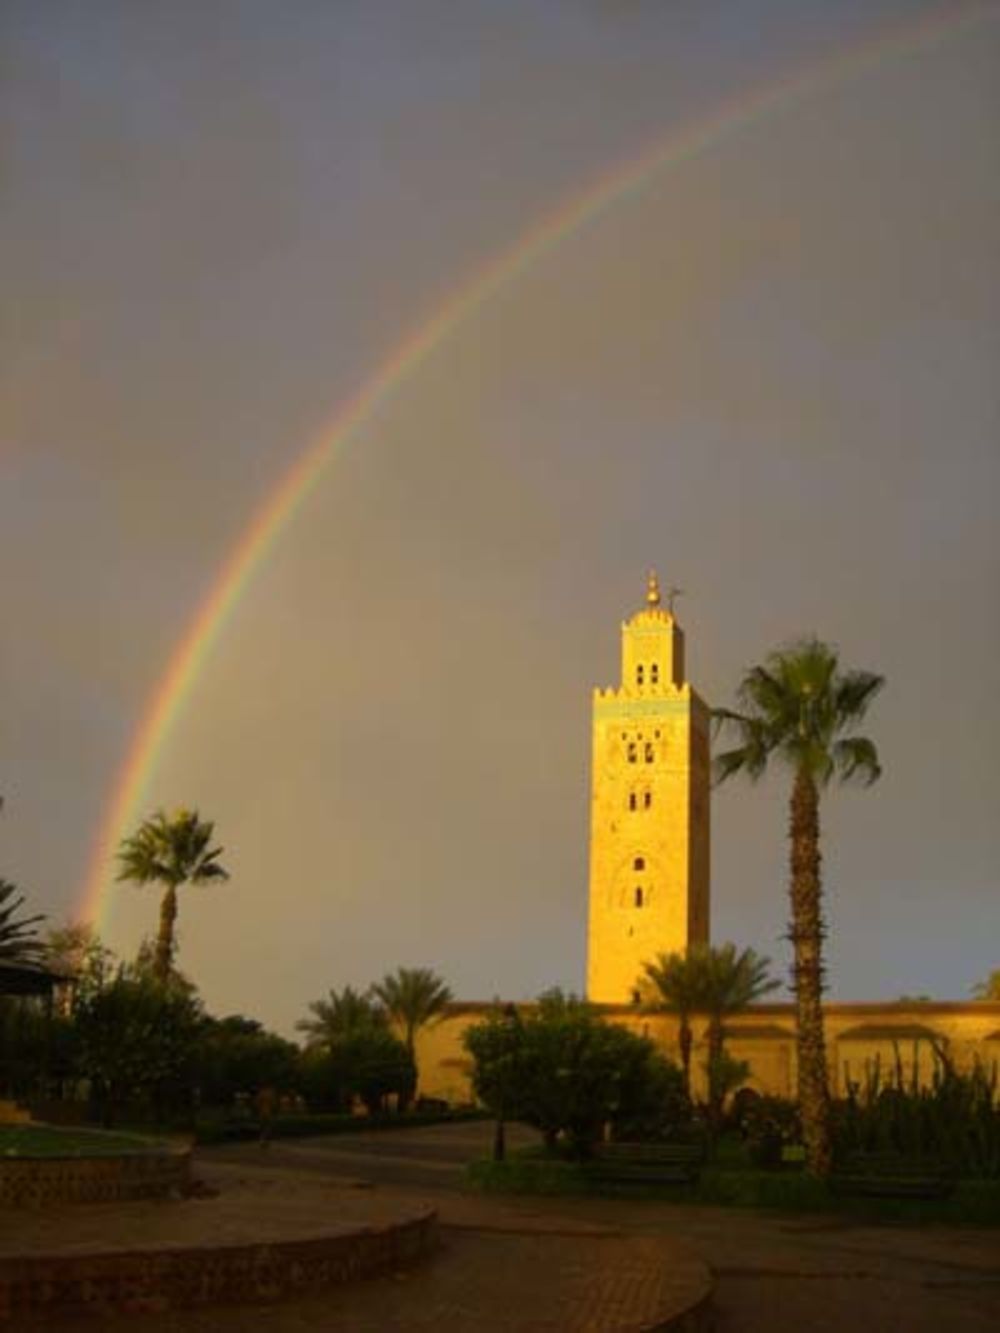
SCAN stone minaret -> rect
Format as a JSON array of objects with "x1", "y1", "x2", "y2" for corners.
[{"x1": 586, "y1": 573, "x2": 711, "y2": 1004}]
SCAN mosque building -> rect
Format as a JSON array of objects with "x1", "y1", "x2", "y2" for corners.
[{"x1": 419, "y1": 577, "x2": 1000, "y2": 1103}]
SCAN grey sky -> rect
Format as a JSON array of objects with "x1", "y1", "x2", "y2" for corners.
[{"x1": 2, "y1": 1, "x2": 998, "y2": 1034}]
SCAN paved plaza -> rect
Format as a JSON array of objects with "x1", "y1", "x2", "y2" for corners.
[{"x1": 15, "y1": 1121, "x2": 1000, "y2": 1330}]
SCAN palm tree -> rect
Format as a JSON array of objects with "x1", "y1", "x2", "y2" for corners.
[
  {"x1": 714, "y1": 638, "x2": 883, "y2": 1175},
  {"x1": 0, "y1": 879, "x2": 47, "y2": 966},
  {"x1": 643, "y1": 943, "x2": 778, "y2": 1104},
  {"x1": 116, "y1": 809, "x2": 229, "y2": 983},
  {"x1": 641, "y1": 949, "x2": 707, "y2": 1098},
  {"x1": 700, "y1": 943, "x2": 779, "y2": 1117},
  {"x1": 372, "y1": 966, "x2": 452, "y2": 1102},
  {"x1": 296, "y1": 986, "x2": 387, "y2": 1049}
]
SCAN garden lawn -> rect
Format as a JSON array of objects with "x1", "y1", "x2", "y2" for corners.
[
  {"x1": 0, "y1": 1125, "x2": 164, "y2": 1158},
  {"x1": 466, "y1": 1146, "x2": 1000, "y2": 1226}
]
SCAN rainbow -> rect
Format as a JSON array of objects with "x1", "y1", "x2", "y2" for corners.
[{"x1": 80, "y1": 2, "x2": 996, "y2": 927}]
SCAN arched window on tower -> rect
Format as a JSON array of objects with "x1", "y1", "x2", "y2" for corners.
[
  {"x1": 634, "y1": 887, "x2": 644, "y2": 908},
  {"x1": 644, "y1": 741, "x2": 655, "y2": 762},
  {"x1": 633, "y1": 856, "x2": 645, "y2": 871},
  {"x1": 651, "y1": 663, "x2": 660, "y2": 684},
  {"x1": 628, "y1": 792, "x2": 637, "y2": 811},
  {"x1": 643, "y1": 790, "x2": 652, "y2": 809},
  {"x1": 627, "y1": 741, "x2": 637, "y2": 763},
  {"x1": 636, "y1": 664, "x2": 644, "y2": 686}
]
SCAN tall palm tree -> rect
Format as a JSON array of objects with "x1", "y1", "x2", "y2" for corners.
[
  {"x1": 0, "y1": 879, "x2": 47, "y2": 966},
  {"x1": 116, "y1": 809, "x2": 229, "y2": 983},
  {"x1": 714, "y1": 638, "x2": 883, "y2": 1175},
  {"x1": 296, "y1": 986, "x2": 387, "y2": 1049},
  {"x1": 371, "y1": 967, "x2": 453, "y2": 1086}
]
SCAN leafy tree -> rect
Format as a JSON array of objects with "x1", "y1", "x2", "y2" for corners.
[
  {"x1": 334, "y1": 1029, "x2": 416, "y2": 1115},
  {"x1": 371, "y1": 966, "x2": 452, "y2": 1101},
  {"x1": 117, "y1": 809, "x2": 229, "y2": 983},
  {"x1": 0, "y1": 879, "x2": 46, "y2": 966},
  {"x1": 74, "y1": 974, "x2": 202, "y2": 1125},
  {"x1": 714, "y1": 637, "x2": 883, "y2": 1176},
  {"x1": 44, "y1": 923, "x2": 116, "y2": 1011},
  {"x1": 127, "y1": 936, "x2": 199, "y2": 1001},
  {"x1": 464, "y1": 990, "x2": 685, "y2": 1157},
  {"x1": 972, "y1": 970, "x2": 1000, "y2": 1001},
  {"x1": 296, "y1": 986, "x2": 387, "y2": 1049},
  {"x1": 191, "y1": 1015, "x2": 299, "y2": 1108}
]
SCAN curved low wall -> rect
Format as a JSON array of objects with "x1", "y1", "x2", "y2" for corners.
[
  {"x1": 0, "y1": 1145, "x2": 191, "y2": 1207},
  {"x1": 0, "y1": 1209, "x2": 438, "y2": 1320}
]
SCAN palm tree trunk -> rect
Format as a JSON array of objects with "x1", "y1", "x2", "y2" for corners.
[
  {"x1": 679, "y1": 1015, "x2": 693, "y2": 1099},
  {"x1": 154, "y1": 884, "x2": 178, "y2": 983},
  {"x1": 789, "y1": 768, "x2": 832, "y2": 1176}
]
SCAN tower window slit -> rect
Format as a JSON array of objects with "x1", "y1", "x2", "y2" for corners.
[
  {"x1": 644, "y1": 742, "x2": 654, "y2": 762},
  {"x1": 651, "y1": 664, "x2": 659, "y2": 683},
  {"x1": 627, "y1": 742, "x2": 637, "y2": 763},
  {"x1": 636, "y1": 665, "x2": 644, "y2": 685},
  {"x1": 644, "y1": 791, "x2": 652, "y2": 808},
  {"x1": 634, "y1": 887, "x2": 644, "y2": 908},
  {"x1": 628, "y1": 793, "x2": 637, "y2": 811}
]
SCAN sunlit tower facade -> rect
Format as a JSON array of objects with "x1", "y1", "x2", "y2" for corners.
[{"x1": 586, "y1": 573, "x2": 711, "y2": 1004}]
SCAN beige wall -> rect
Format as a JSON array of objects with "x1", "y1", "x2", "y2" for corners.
[{"x1": 416, "y1": 1001, "x2": 1000, "y2": 1105}]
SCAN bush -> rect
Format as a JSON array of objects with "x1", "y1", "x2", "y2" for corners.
[
  {"x1": 191, "y1": 1015, "x2": 300, "y2": 1107},
  {"x1": 833, "y1": 1049, "x2": 1000, "y2": 1178},
  {"x1": 464, "y1": 991, "x2": 688, "y2": 1157}
]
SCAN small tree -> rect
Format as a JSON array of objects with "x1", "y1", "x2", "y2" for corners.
[
  {"x1": 371, "y1": 967, "x2": 452, "y2": 1104},
  {"x1": 74, "y1": 974, "x2": 202, "y2": 1125},
  {"x1": 192, "y1": 1016, "x2": 299, "y2": 1108},
  {"x1": 44, "y1": 924, "x2": 116, "y2": 1012},
  {"x1": 464, "y1": 991, "x2": 685, "y2": 1158}
]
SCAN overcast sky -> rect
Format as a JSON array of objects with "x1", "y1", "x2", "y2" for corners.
[{"x1": 2, "y1": 1, "x2": 998, "y2": 1035}]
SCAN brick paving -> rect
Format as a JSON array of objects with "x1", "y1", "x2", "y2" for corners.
[{"x1": 9, "y1": 1122, "x2": 1000, "y2": 1330}]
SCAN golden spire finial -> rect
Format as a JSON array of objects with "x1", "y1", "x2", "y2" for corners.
[{"x1": 646, "y1": 569, "x2": 660, "y2": 607}]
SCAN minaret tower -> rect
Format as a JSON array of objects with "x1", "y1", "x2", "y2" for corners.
[{"x1": 586, "y1": 572, "x2": 711, "y2": 1004}]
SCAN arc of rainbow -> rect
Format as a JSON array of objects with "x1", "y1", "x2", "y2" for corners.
[{"x1": 81, "y1": 1, "x2": 996, "y2": 926}]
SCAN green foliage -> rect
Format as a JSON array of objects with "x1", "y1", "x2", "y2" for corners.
[
  {"x1": 116, "y1": 808, "x2": 229, "y2": 981},
  {"x1": 0, "y1": 1125, "x2": 163, "y2": 1157},
  {"x1": 732, "y1": 1092, "x2": 802, "y2": 1169},
  {"x1": 74, "y1": 974, "x2": 202, "y2": 1124},
  {"x1": 0, "y1": 879, "x2": 46, "y2": 966},
  {"x1": 117, "y1": 808, "x2": 229, "y2": 891},
  {"x1": 296, "y1": 985, "x2": 387, "y2": 1049},
  {"x1": 335, "y1": 1028, "x2": 416, "y2": 1115},
  {"x1": 643, "y1": 943, "x2": 777, "y2": 1115},
  {"x1": 972, "y1": 969, "x2": 1000, "y2": 1001},
  {"x1": 190, "y1": 1015, "x2": 299, "y2": 1107},
  {"x1": 371, "y1": 966, "x2": 453, "y2": 1054},
  {"x1": 464, "y1": 991, "x2": 687, "y2": 1156},
  {"x1": 713, "y1": 638, "x2": 883, "y2": 788},
  {"x1": 834, "y1": 1049, "x2": 1000, "y2": 1178},
  {"x1": 44, "y1": 924, "x2": 116, "y2": 1010}
]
